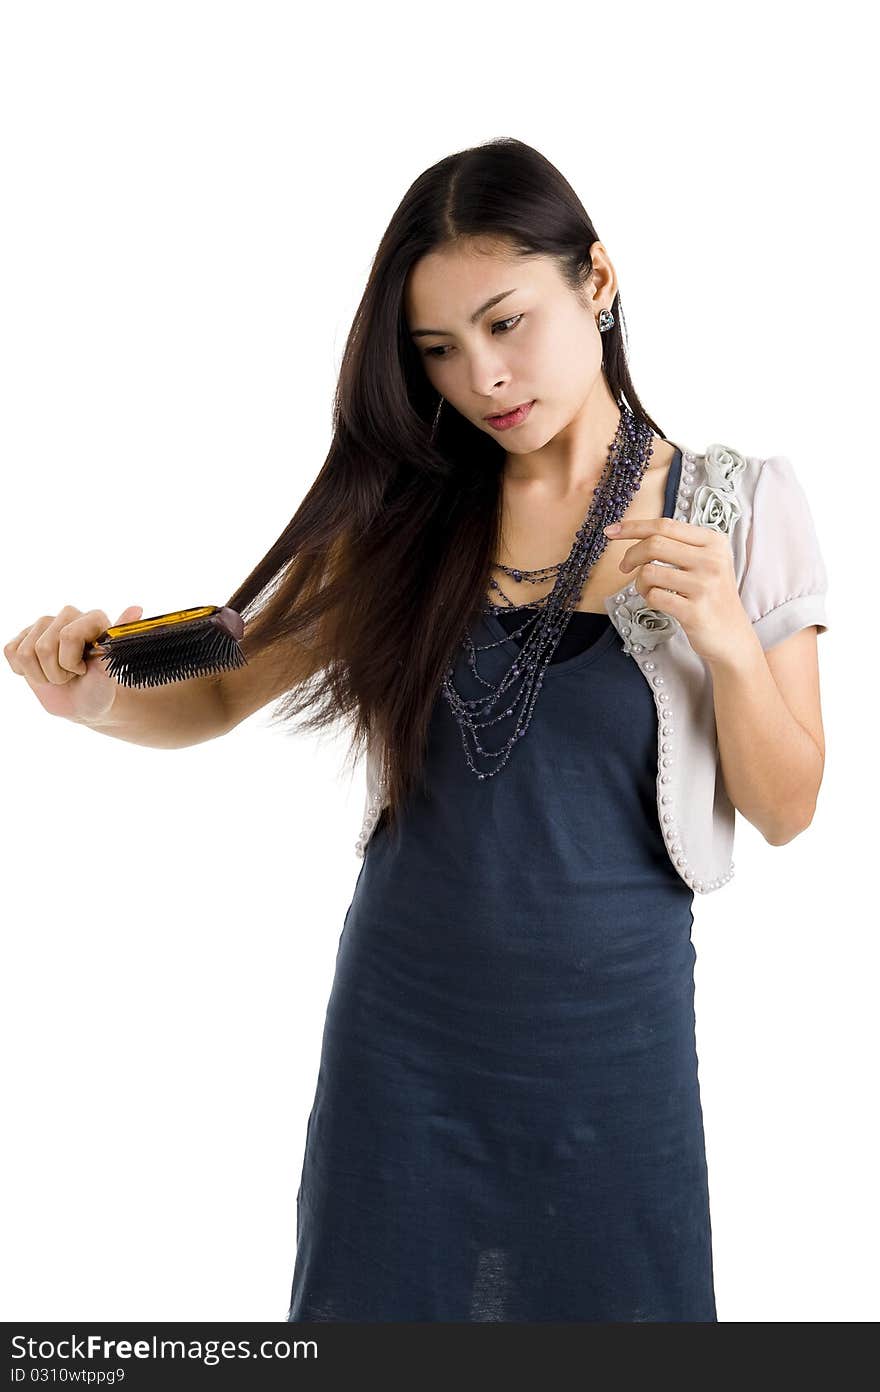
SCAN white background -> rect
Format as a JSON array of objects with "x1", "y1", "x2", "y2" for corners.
[{"x1": 1, "y1": 0, "x2": 875, "y2": 1323}]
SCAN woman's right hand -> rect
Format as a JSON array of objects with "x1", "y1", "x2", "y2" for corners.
[{"x1": 4, "y1": 605, "x2": 144, "y2": 724}]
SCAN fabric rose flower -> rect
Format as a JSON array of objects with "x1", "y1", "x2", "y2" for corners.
[
  {"x1": 690, "y1": 482, "x2": 742, "y2": 535},
  {"x1": 691, "y1": 443, "x2": 745, "y2": 538},
  {"x1": 619, "y1": 593, "x2": 681, "y2": 652},
  {"x1": 704, "y1": 442, "x2": 748, "y2": 491}
]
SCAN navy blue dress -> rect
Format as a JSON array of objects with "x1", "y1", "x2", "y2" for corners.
[{"x1": 287, "y1": 448, "x2": 717, "y2": 1322}]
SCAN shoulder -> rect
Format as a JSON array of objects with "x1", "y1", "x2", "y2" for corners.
[
  {"x1": 686, "y1": 444, "x2": 818, "y2": 570},
  {"x1": 692, "y1": 443, "x2": 829, "y2": 646},
  {"x1": 676, "y1": 442, "x2": 829, "y2": 647}
]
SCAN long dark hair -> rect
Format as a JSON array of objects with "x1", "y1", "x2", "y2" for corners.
[{"x1": 224, "y1": 136, "x2": 665, "y2": 839}]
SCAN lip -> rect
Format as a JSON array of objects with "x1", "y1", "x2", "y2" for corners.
[{"x1": 484, "y1": 400, "x2": 535, "y2": 429}]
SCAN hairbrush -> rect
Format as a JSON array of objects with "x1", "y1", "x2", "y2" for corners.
[{"x1": 84, "y1": 606, "x2": 247, "y2": 689}]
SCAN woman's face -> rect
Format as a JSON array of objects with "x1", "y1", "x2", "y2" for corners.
[{"x1": 404, "y1": 237, "x2": 617, "y2": 455}]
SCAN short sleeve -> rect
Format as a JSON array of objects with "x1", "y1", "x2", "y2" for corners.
[{"x1": 738, "y1": 455, "x2": 830, "y2": 650}]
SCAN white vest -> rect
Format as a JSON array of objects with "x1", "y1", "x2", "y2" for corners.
[{"x1": 355, "y1": 444, "x2": 830, "y2": 895}]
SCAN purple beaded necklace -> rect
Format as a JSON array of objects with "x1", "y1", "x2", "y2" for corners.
[{"x1": 441, "y1": 407, "x2": 656, "y2": 779}]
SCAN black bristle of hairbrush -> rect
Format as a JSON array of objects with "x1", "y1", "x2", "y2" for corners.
[{"x1": 103, "y1": 618, "x2": 248, "y2": 689}]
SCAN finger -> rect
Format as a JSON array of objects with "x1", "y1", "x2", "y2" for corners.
[
  {"x1": 637, "y1": 561, "x2": 699, "y2": 597},
  {"x1": 76, "y1": 608, "x2": 127, "y2": 669},
  {"x1": 620, "y1": 547, "x2": 696, "y2": 577},
  {"x1": 35, "y1": 606, "x2": 95, "y2": 684},
  {"x1": 3, "y1": 625, "x2": 38, "y2": 674},
  {"x1": 114, "y1": 605, "x2": 143, "y2": 626},
  {"x1": 78, "y1": 606, "x2": 143, "y2": 676},
  {"x1": 618, "y1": 533, "x2": 703, "y2": 573},
  {"x1": 62, "y1": 608, "x2": 122, "y2": 677},
  {"x1": 13, "y1": 615, "x2": 64, "y2": 685},
  {"x1": 605, "y1": 517, "x2": 711, "y2": 543}
]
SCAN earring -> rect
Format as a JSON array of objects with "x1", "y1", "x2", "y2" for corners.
[
  {"x1": 598, "y1": 308, "x2": 615, "y2": 333},
  {"x1": 430, "y1": 394, "x2": 444, "y2": 442}
]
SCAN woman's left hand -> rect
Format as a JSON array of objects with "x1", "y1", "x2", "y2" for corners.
[{"x1": 604, "y1": 517, "x2": 756, "y2": 666}]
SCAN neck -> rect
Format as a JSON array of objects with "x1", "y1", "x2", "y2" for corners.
[{"x1": 502, "y1": 380, "x2": 639, "y2": 496}]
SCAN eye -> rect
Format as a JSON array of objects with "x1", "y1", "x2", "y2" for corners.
[{"x1": 424, "y1": 314, "x2": 524, "y2": 359}]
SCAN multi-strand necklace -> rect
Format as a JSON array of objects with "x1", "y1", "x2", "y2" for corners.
[{"x1": 441, "y1": 407, "x2": 656, "y2": 780}]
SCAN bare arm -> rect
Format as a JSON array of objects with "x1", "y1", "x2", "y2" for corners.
[
  {"x1": 76, "y1": 673, "x2": 229, "y2": 749},
  {"x1": 7, "y1": 605, "x2": 320, "y2": 750},
  {"x1": 5, "y1": 604, "x2": 230, "y2": 751},
  {"x1": 79, "y1": 632, "x2": 320, "y2": 747},
  {"x1": 708, "y1": 625, "x2": 825, "y2": 844}
]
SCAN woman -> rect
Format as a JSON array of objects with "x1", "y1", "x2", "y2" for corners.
[{"x1": 217, "y1": 137, "x2": 829, "y2": 1321}]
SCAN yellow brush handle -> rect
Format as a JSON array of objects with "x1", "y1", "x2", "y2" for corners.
[
  {"x1": 85, "y1": 606, "x2": 218, "y2": 654},
  {"x1": 102, "y1": 606, "x2": 216, "y2": 639}
]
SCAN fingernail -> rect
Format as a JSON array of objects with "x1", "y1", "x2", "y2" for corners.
[{"x1": 604, "y1": 522, "x2": 621, "y2": 534}]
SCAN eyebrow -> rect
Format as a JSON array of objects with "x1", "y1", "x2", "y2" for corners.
[{"x1": 410, "y1": 288, "x2": 518, "y2": 338}]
